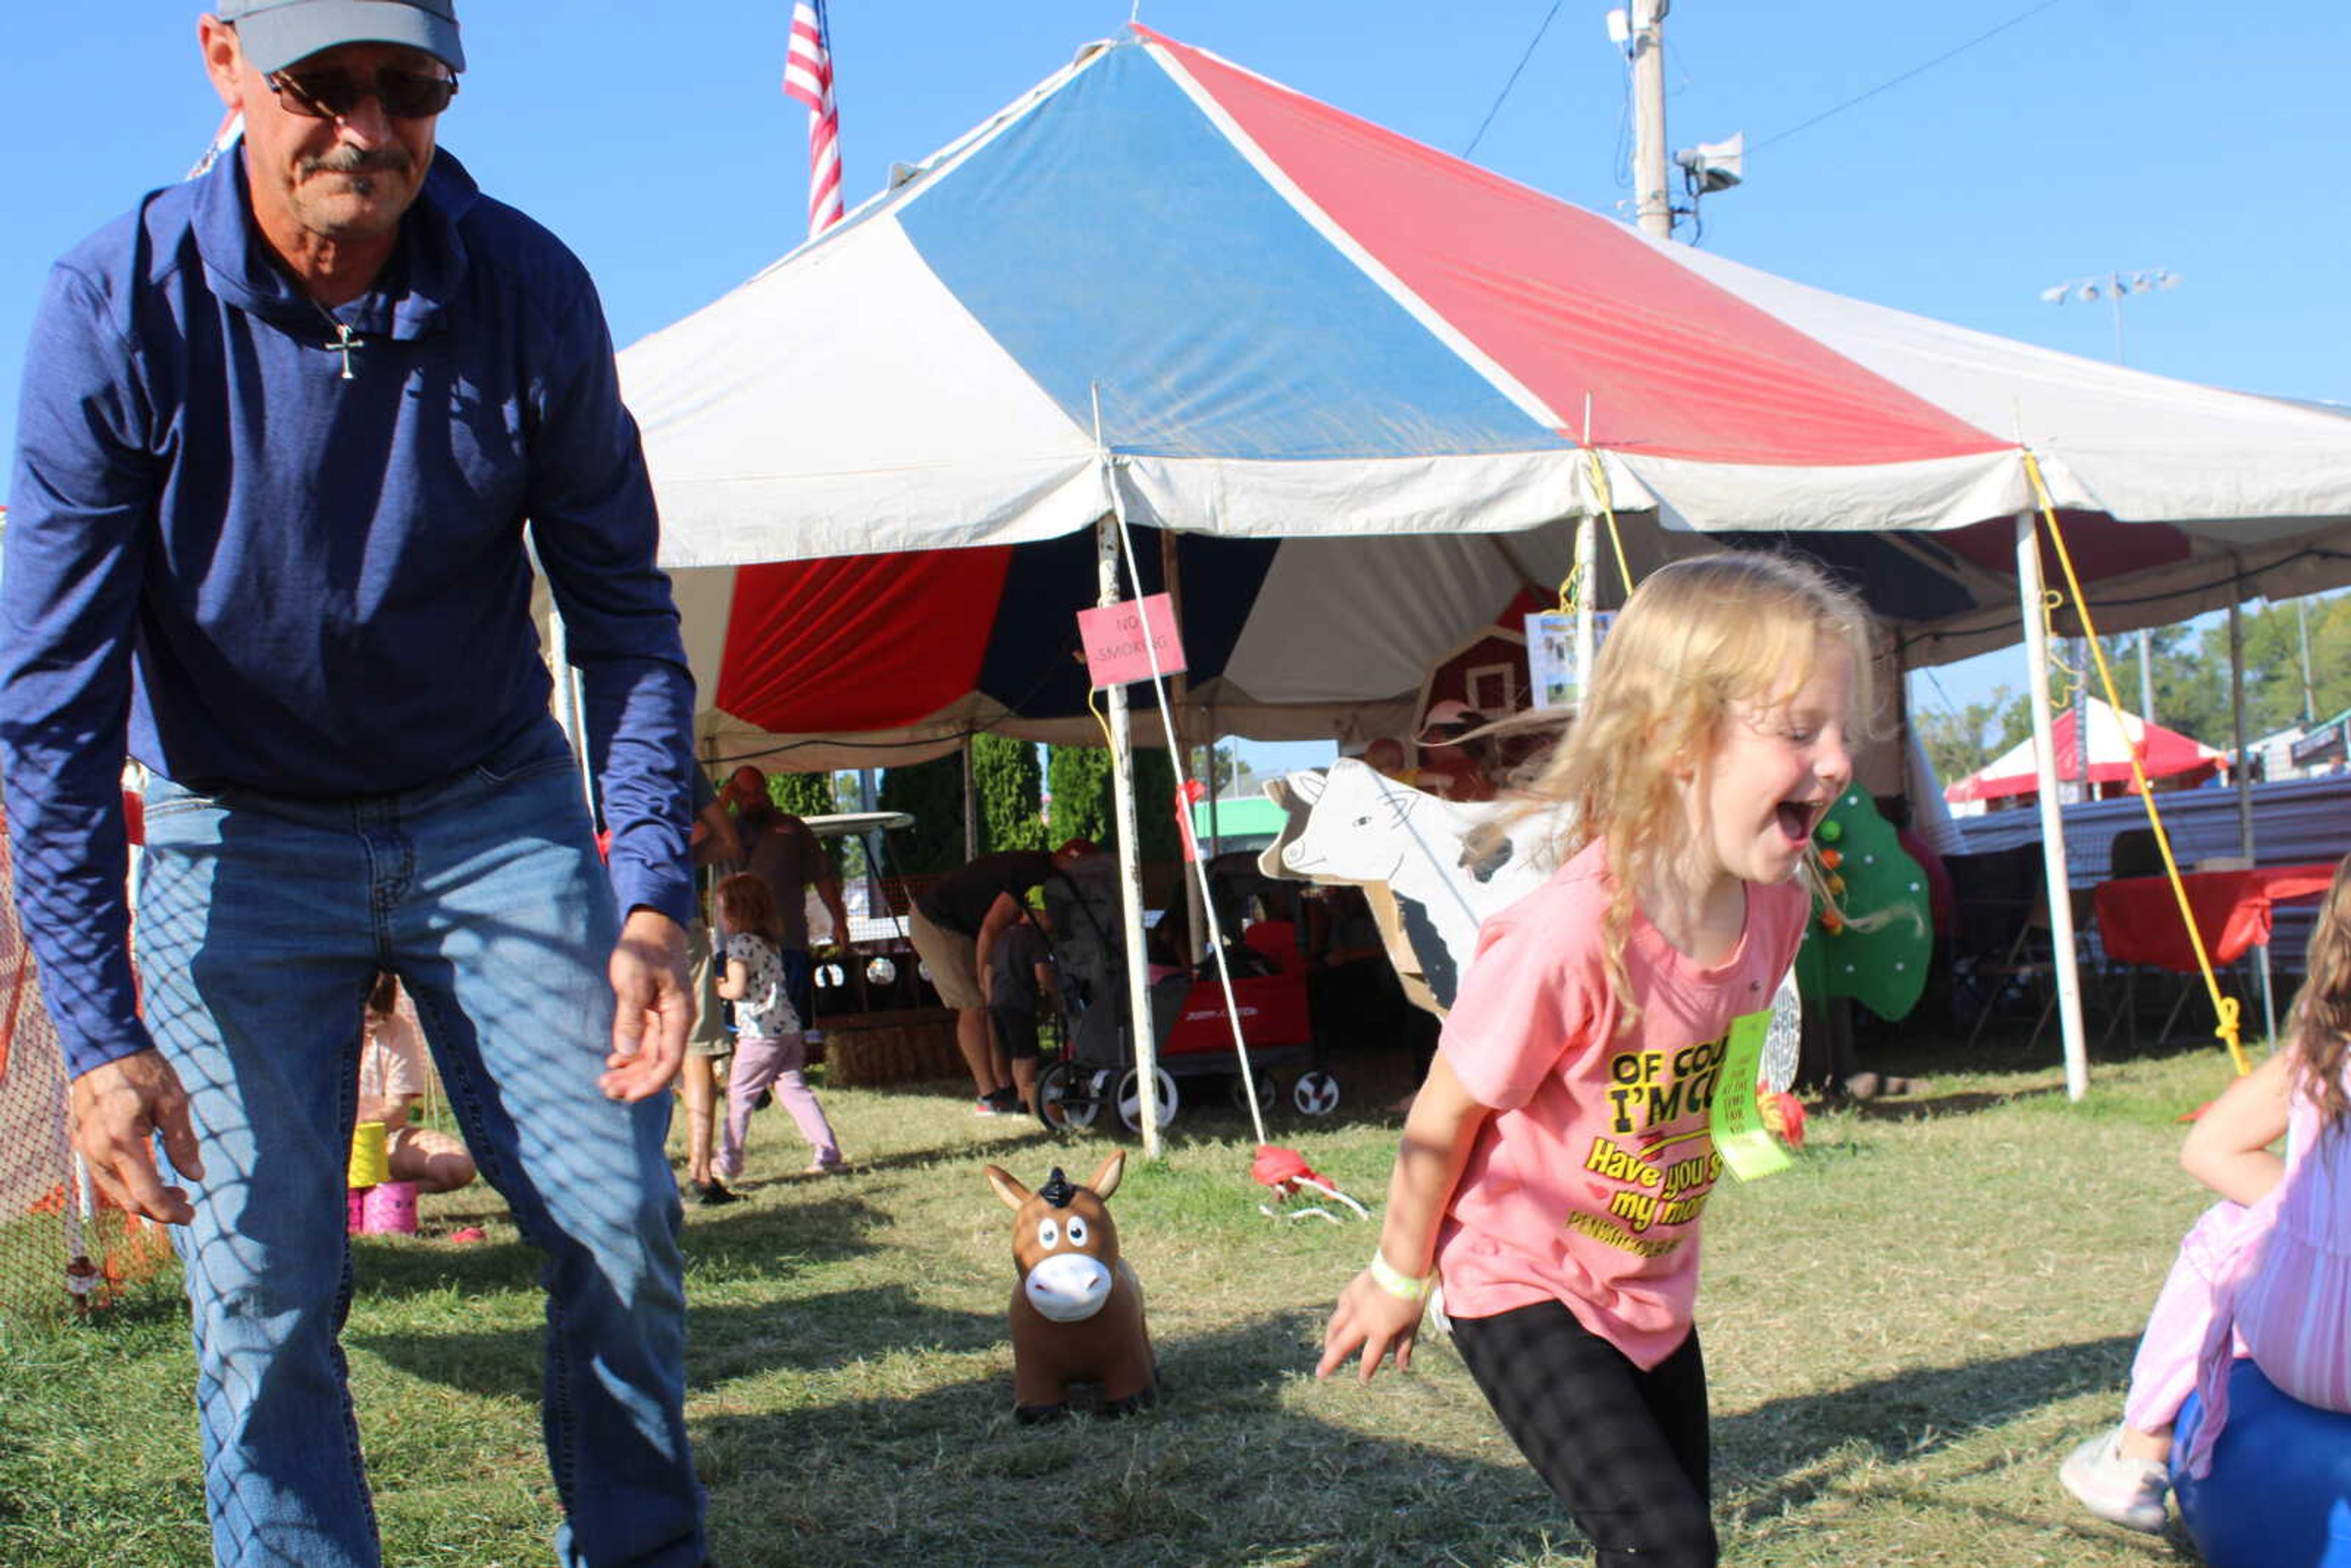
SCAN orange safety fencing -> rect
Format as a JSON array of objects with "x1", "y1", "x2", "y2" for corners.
[{"x1": 0, "y1": 800, "x2": 174, "y2": 1322}]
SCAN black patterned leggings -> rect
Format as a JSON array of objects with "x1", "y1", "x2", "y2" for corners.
[{"x1": 1449, "y1": 1300, "x2": 1716, "y2": 1567}]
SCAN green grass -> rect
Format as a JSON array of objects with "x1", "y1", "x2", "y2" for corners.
[{"x1": 0, "y1": 1032, "x2": 2248, "y2": 1566}]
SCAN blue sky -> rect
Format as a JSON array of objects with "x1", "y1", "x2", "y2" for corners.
[{"x1": 7, "y1": 2, "x2": 2346, "y2": 774}]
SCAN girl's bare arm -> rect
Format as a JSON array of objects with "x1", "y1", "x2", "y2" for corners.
[
  {"x1": 2181, "y1": 1048, "x2": 2293, "y2": 1207},
  {"x1": 1318, "y1": 1052, "x2": 1490, "y2": 1382}
]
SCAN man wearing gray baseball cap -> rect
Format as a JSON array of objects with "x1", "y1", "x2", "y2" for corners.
[
  {"x1": 1, "y1": 3, "x2": 710, "y2": 1566},
  {"x1": 217, "y1": 0, "x2": 465, "y2": 76}
]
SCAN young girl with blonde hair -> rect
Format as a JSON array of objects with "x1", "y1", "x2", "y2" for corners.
[
  {"x1": 2060, "y1": 850, "x2": 2351, "y2": 1532},
  {"x1": 1319, "y1": 552, "x2": 1875, "y2": 1567},
  {"x1": 714, "y1": 872, "x2": 843, "y2": 1180}
]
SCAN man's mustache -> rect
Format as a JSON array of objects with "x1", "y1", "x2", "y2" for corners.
[{"x1": 299, "y1": 146, "x2": 414, "y2": 178}]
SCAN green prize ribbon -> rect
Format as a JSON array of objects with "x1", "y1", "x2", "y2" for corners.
[{"x1": 1711, "y1": 1009, "x2": 1791, "y2": 1183}]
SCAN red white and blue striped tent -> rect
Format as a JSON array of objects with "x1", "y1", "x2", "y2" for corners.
[{"x1": 617, "y1": 25, "x2": 2351, "y2": 771}]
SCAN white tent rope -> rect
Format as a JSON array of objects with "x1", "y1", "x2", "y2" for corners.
[{"x1": 1100, "y1": 465, "x2": 1272, "y2": 1149}]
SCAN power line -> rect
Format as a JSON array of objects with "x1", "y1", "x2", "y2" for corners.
[
  {"x1": 1464, "y1": 0, "x2": 1565, "y2": 159},
  {"x1": 1752, "y1": 0, "x2": 2066, "y2": 154}
]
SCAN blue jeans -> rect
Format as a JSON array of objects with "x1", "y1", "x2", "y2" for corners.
[{"x1": 137, "y1": 721, "x2": 705, "y2": 1568}]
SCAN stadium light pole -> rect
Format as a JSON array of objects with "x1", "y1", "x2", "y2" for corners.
[
  {"x1": 2040, "y1": 270, "x2": 2183, "y2": 731},
  {"x1": 2039, "y1": 268, "x2": 2180, "y2": 369}
]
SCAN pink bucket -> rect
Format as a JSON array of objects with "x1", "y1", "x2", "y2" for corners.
[
  {"x1": 347, "y1": 1186, "x2": 371, "y2": 1235},
  {"x1": 360, "y1": 1180, "x2": 419, "y2": 1236}
]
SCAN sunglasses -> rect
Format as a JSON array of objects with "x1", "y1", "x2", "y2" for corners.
[{"x1": 267, "y1": 65, "x2": 459, "y2": 121}]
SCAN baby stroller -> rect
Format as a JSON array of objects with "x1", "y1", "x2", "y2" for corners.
[{"x1": 1034, "y1": 850, "x2": 1338, "y2": 1135}]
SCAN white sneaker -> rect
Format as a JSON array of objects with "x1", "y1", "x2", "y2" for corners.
[{"x1": 2058, "y1": 1425, "x2": 2169, "y2": 1532}]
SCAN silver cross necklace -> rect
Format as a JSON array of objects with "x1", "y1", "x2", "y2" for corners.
[{"x1": 309, "y1": 298, "x2": 362, "y2": 381}]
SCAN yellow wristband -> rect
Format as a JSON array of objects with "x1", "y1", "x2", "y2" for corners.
[{"x1": 1367, "y1": 1250, "x2": 1433, "y2": 1302}]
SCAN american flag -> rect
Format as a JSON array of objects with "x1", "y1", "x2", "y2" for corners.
[{"x1": 783, "y1": 0, "x2": 844, "y2": 237}]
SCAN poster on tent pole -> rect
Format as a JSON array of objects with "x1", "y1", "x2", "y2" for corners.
[
  {"x1": 1524, "y1": 610, "x2": 1614, "y2": 711},
  {"x1": 1078, "y1": 594, "x2": 1188, "y2": 690}
]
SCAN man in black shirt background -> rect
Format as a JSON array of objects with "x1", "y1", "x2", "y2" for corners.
[{"x1": 909, "y1": 842, "x2": 1092, "y2": 1113}]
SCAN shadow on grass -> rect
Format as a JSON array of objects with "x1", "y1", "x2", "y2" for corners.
[
  {"x1": 351, "y1": 1281, "x2": 1008, "y2": 1403},
  {"x1": 1013, "y1": 1092, "x2": 1408, "y2": 1158},
  {"x1": 748, "y1": 1128, "x2": 1090, "y2": 1182},
  {"x1": 692, "y1": 1310, "x2": 1570, "y2": 1568},
  {"x1": 1793, "y1": 1463, "x2": 2197, "y2": 1561},
  {"x1": 1717, "y1": 1333, "x2": 2141, "y2": 1526},
  {"x1": 343, "y1": 1298, "x2": 2152, "y2": 1563},
  {"x1": 350, "y1": 1190, "x2": 893, "y2": 1300},
  {"x1": 1003, "y1": 1043, "x2": 1423, "y2": 1144},
  {"x1": 1837, "y1": 1082, "x2": 2071, "y2": 1122}
]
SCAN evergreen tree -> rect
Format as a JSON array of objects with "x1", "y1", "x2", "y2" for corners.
[
  {"x1": 1131, "y1": 746, "x2": 1181, "y2": 861},
  {"x1": 1189, "y1": 741, "x2": 1245, "y2": 798},
  {"x1": 1916, "y1": 689, "x2": 2020, "y2": 789},
  {"x1": 768, "y1": 769, "x2": 834, "y2": 817},
  {"x1": 972, "y1": 733, "x2": 1046, "y2": 853},
  {"x1": 1046, "y1": 745, "x2": 1113, "y2": 848},
  {"x1": 1043, "y1": 744, "x2": 1184, "y2": 859},
  {"x1": 876, "y1": 752, "x2": 964, "y2": 874}
]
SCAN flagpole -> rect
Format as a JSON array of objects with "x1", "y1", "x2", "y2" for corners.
[{"x1": 784, "y1": 0, "x2": 846, "y2": 239}]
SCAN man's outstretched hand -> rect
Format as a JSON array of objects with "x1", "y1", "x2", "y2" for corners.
[
  {"x1": 71, "y1": 1049, "x2": 204, "y2": 1225},
  {"x1": 602, "y1": 909, "x2": 692, "y2": 1100}
]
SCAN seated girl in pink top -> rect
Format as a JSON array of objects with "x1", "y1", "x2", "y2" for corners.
[
  {"x1": 1319, "y1": 553, "x2": 1871, "y2": 1568},
  {"x1": 2060, "y1": 850, "x2": 2351, "y2": 1533}
]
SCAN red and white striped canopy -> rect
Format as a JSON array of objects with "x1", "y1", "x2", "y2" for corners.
[{"x1": 1945, "y1": 696, "x2": 2229, "y2": 804}]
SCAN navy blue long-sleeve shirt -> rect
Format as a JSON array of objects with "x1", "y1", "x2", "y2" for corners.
[{"x1": 0, "y1": 145, "x2": 697, "y2": 1076}]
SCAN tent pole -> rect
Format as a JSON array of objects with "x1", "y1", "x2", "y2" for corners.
[
  {"x1": 1163, "y1": 528, "x2": 1207, "y2": 964},
  {"x1": 546, "y1": 604, "x2": 592, "y2": 812},
  {"x1": 961, "y1": 736, "x2": 979, "y2": 860},
  {"x1": 2227, "y1": 591, "x2": 2276, "y2": 1042},
  {"x1": 2015, "y1": 510, "x2": 2090, "y2": 1100},
  {"x1": 1206, "y1": 700, "x2": 1221, "y2": 860},
  {"x1": 1572, "y1": 517, "x2": 1598, "y2": 697},
  {"x1": 2069, "y1": 639, "x2": 2092, "y2": 800},
  {"x1": 1097, "y1": 514, "x2": 1163, "y2": 1156}
]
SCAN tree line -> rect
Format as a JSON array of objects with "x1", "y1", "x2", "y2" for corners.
[
  {"x1": 1914, "y1": 591, "x2": 2350, "y2": 786},
  {"x1": 762, "y1": 735, "x2": 1205, "y2": 877}
]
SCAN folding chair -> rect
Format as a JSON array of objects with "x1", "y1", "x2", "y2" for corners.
[
  {"x1": 2101, "y1": 826, "x2": 2213, "y2": 1048},
  {"x1": 1946, "y1": 847, "x2": 2105, "y2": 1050}
]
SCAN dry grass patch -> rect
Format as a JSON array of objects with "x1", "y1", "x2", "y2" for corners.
[{"x1": 0, "y1": 1037, "x2": 2246, "y2": 1566}]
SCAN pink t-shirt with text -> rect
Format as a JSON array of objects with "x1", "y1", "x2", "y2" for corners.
[{"x1": 1435, "y1": 839, "x2": 1809, "y2": 1369}]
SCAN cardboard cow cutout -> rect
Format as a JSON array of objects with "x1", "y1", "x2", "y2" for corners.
[
  {"x1": 1262, "y1": 763, "x2": 1808, "y2": 1103},
  {"x1": 1259, "y1": 759, "x2": 1561, "y2": 1011},
  {"x1": 984, "y1": 1152, "x2": 1157, "y2": 1422}
]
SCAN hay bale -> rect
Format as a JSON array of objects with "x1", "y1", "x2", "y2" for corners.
[{"x1": 819, "y1": 1008, "x2": 966, "y2": 1088}]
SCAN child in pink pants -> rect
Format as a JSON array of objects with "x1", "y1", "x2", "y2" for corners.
[
  {"x1": 713, "y1": 872, "x2": 842, "y2": 1180},
  {"x1": 2061, "y1": 853, "x2": 2351, "y2": 1532}
]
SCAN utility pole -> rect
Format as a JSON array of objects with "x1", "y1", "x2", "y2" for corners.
[{"x1": 1629, "y1": 0, "x2": 1671, "y2": 239}]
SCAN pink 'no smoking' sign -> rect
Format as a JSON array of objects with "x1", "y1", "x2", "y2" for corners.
[{"x1": 1076, "y1": 594, "x2": 1188, "y2": 690}]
